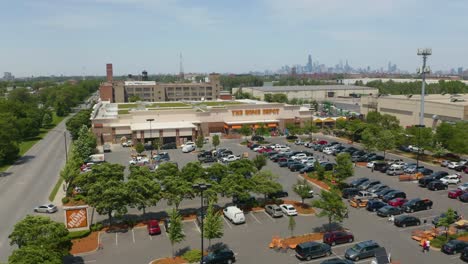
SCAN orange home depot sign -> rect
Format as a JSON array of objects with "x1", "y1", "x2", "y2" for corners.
[
  {"x1": 65, "y1": 206, "x2": 89, "y2": 230},
  {"x1": 231, "y1": 109, "x2": 280, "y2": 116}
]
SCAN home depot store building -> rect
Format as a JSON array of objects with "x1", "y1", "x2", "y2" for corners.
[{"x1": 91, "y1": 101, "x2": 339, "y2": 145}]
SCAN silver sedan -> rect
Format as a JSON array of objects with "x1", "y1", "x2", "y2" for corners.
[{"x1": 34, "y1": 204, "x2": 58, "y2": 214}]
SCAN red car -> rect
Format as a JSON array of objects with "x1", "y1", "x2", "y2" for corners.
[
  {"x1": 323, "y1": 230, "x2": 354, "y2": 246},
  {"x1": 258, "y1": 147, "x2": 273, "y2": 154},
  {"x1": 388, "y1": 198, "x2": 408, "y2": 207},
  {"x1": 147, "y1": 220, "x2": 161, "y2": 235},
  {"x1": 317, "y1": 140, "x2": 328, "y2": 145},
  {"x1": 448, "y1": 189, "x2": 465, "y2": 199}
]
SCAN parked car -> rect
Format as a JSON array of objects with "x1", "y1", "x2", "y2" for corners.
[
  {"x1": 387, "y1": 198, "x2": 408, "y2": 207},
  {"x1": 393, "y1": 215, "x2": 421, "y2": 227},
  {"x1": 448, "y1": 189, "x2": 465, "y2": 199},
  {"x1": 386, "y1": 167, "x2": 404, "y2": 176},
  {"x1": 459, "y1": 192, "x2": 468, "y2": 202},
  {"x1": 251, "y1": 135, "x2": 264, "y2": 141},
  {"x1": 182, "y1": 144, "x2": 196, "y2": 153},
  {"x1": 121, "y1": 140, "x2": 133, "y2": 147},
  {"x1": 432, "y1": 211, "x2": 461, "y2": 226},
  {"x1": 442, "y1": 240, "x2": 468, "y2": 255},
  {"x1": 367, "y1": 184, "x2": 388, "y2": 194},
  {"x1": 202, "y1": 248, "x2": 236, "y2": 264},
  {"x1": 199, "y1": 155, "x2": 217, "y2": 163},
  {"x1": 401, "y1": 198, "x2": 433, "y2": 213},
  {"x1": 458, "y1": 182, "x2": 468, "y2": 192},
  {"x1": 103, "y1": 143, "x2": 111, "y2": 152},
  {"x1": 280, "y1": 204, "x2": 297, "y2": 216},
  {"x1": 461, "y1": 247, "x2": 468, "y2": 262},
  {"x1": 440, "y1": 174, "x2": 462, "y2": 185},
  {"x1": 265, "y1": 204, "x2": 283, "y2": 218},
  {"x1": 345, "y1": 240, "x2": 382, "y2": 261},
  {"x1": 359, "y1": 180, "x2": 381, "y2": 191},
  {"x1": 377, "y1": 205, "x2": 402, "y2": 217},
  {"x1": 366, "y1": 200, "x2": 387, "y2": 212},
  {"x1": 300, "y1": 166, "x2": 315, "y2": 173},
  {"x1": 289, "y1": 163, "x2": 306, "y2": 172},
  {"x1": 373, "y1": 162, "x2": 389, "y2": 172},
  {"x1": 349, "y1": 178, "x2": 369, "y2": 188},
  {"x1": 354, "y1": 191, "x2": 377, "y2": 200},
  {"x1": 323, "y1": 230, "x2": 354, "y2": 246},
  {"x1": 34, "y1": 203, "x2": 58, "y2": 214},
  {"x1": 441, "y1": 160, "x2": 450, "y2": 167},
  {"x1": 342, "y1": 188, "x2": 360, "y2": 199},
  {"x1": 377, "y1": 189, "x2": 396, "y2": 199},
  {"x1": 147, "y1": 219, "x2": 161, "y2": 235},
  {"x1": 382, "y1": 191, "x2": 406, "y2": 203},
  {"x1": 320, "y1": 162, "x2": 335, "y2": 171},
  {"x1": 448, "y1": 162, "x2": 459, "y2": 169},
  {"x1": 427, "y1": 180, "x2": 448, "y2": 191},
  {"x1": 161, "y1": 142, "x2": 177, "y2": 149},
  {"x1": 223, "y1": 206, "x2": 245, "y2": 224},
  {"x1": 295, "y1": 242, "x2": 332, "y2": 261}
]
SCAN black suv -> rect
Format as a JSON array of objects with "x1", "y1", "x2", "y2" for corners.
[
  {"x1": 295, "y1": 241, "x2": 331, "y2": 261},
  {"x1": 202, "y1": 248, "x2": 236, "y2": 264},
  {"x1": 342, "y1": 188, "x2": 360, "y2": 199},
  {"x1": 366, "y1": 200, "x2": 387, "y2": 212},
  {"x1": 382, "y1": 191, "x2": 406, "y2": 203},
  {"x1": 401, "y1": 198, "x2": 433, "y2": 213},
  {"x1": 251, "y1": 135, "x2": 264, "y2": 142},
  {"x1": 427, "y1": 180, "x2": 448, "y2": 191},
  {"x1": 349, "y1": 178, "x2": 369, "y2": 188},
  {"x1": 418, "y1": 171, "x2": 449, "y2": 187}
]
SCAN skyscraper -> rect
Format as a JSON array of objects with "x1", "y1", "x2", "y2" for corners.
[{"x1": 307, "y1": 54, "x2": 312, "y2": 73}]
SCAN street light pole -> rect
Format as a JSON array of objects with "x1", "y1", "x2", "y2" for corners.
[
  {"x1": 63, "y1": 131, "x2": 68, "y2": 161},
  {"x1": 415, "y1": 48, "x2": 431, "y2": 168},
  {"x1": 192, "y1": 183, "x2": 212, "y2": 264}
]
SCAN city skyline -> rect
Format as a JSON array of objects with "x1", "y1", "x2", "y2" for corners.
[{"x1": 1, "y1": 0, "x2": 467, "y2": 76}]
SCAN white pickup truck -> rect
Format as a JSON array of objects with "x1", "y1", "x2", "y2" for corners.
[
  {"x1": 221, "y1": 155, "x2": 241, "y2": 163},
  {"x1": 129, "y1": 156, "x2": 150, "y2": 165},
  {"x1": 353, "y1": 191, "x2": 377, "y2": 200}
]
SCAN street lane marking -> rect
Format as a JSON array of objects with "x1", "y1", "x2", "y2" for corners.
[
  {"x1": 223, "y1": 216, "x2": 233, "y2": 229},
  {"x1": 194, "y1": 221, "x2": 201, "y2": 233},
  {"x1": 132, "y1": 229, "x2": 135, "y2": 243},
  {"x1": 250, "y1": 212, "x2": 262, "y2": 224},
  {"x1": 115, "y1": 233, "x2": 118, "y2": 246},
  {"x1": 263, "y1": 211, "x2": 276, "y2": 222}
]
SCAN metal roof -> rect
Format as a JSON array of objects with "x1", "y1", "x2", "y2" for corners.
[{"x1": 244, "y1": 85, "x2": 376, "y2": 92}]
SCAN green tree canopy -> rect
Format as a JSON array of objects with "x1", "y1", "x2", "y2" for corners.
[
  {"x1": 126, "y1": 172, "x2": 161, "y2": 215},
  {"x1": 8, "y1": 215, "x2": 71, "y2": 256},
  {"x1": 251, "y1": 170, "x2": 282, "y2": 200},
  {"x1": 203, "y1": 202, "x2": 224, "y2": 247},
  {"x1": 9, "y1": 245, "x2": 63, "y2": 264},
  {"x1": 311, "y1": 190, "x2": 348, "y2": 231},
  {"x1": 135, "y1": 142, "x2": 145, "y2": 154},
  {"x1": 252, "y1": 154, "x2": 267, "y2": 171},
  {"x1": 196, "y1": 135, "x2": 205, "y2": 149},
  {"x1": 293, "y1": 179, "x2": 313, "y2": 205},
  {"x1": 334, "y1": 153, "x2": 354, "y2": 183},
  {"x1": 73, "y1": 125, "x2": 97, "y2": 161},
  {"x1": 376, "y1": 130, "x2": 396, "y2": 159},
  {"x1": 239, "y1": 124, "x2": 252, "y2": 140},
  {"x1": 167, "y1": 208, "x2": 185, "y2": 257},
  {"x1": 74, "y1": 163, "x2": 125, "y2": 193},
  {"x1": 212, "y1": 135, "x2": 220, "y2": 149}
]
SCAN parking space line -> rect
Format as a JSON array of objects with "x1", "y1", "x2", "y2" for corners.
[
  {"x1": 194, "y1": 221, "x2": 201, "y2": 233},
  {"x1": 115, "y1": 233, "x2": 118, "y2": 246},
  {"x1": 250, "y1": 212, "x2": 262, "y2": 224},
  {"x1": 303, "y1": 255, "x2": 337, "y2": 263},
  {"x1": 331, "y1": 251, "x2": 343, "y2": 259},
  {"x1": 223, "y1": 217, "x2": 233, "y2": 229},
  {"x1": 263, "y1": 211, "x2": 276, "y2": 222},
  {"x1": 149, "y1": 234, "x2": 152, "y2": 240},
  {"x1": 332, "y1": 241, "x2": 358, "y2": 249},
  {"x1": 132, "y1": 229, "x2": 135, "y2": 244}
]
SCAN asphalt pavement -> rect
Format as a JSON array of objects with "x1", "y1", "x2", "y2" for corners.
[{"x1": 0, "y1": 118, "x2": 71, "y2": 262}]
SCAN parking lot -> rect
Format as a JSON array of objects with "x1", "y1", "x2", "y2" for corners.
[{"x1": 71, "y1": 136, "x2": 467, "y2": 264}]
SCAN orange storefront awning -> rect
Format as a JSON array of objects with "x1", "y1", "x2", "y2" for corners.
[
  {"x1": 224, "y1": 124, "x2": 229, "y2": 129},
  {"x1": 324, "y1": 118, "x2": 335, "y2": 122},
  {"x1": 267, "y1": 123, "x2": 277, "y2": 128},
  {"x1": 314, "y1": 119, "x2": 322, "y2": 123},
  {"x1": 231, "y1": 125, "x2": 242, "y2": 129}
]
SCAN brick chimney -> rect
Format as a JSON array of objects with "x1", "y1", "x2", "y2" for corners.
[{"x1": 106, "y1": 63, "x2": 113, "y2": 82}]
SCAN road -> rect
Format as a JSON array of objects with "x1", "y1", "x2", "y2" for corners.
[{"x1": 0, "y1": 118, "x2": 71, "y2": 262}]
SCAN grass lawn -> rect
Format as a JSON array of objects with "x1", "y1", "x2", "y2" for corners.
[
  {"x1": 148, "y1": 102, "x2": 189, "y2": 108},
  {"x1": 0, "y1": 113, "x2": 67, "y2": 173},
  {"x1": 118, "y1": 109, "x2": 130, "y2": 115},
  {"x1": 117, "y1": 103, "x2": 138, "y2": 109},
  {"x1": 49, "y1": 176, "x2": 64, "y2": 202},
  {"x1": 197, "y1": 101, "x2": 243, "y2": 106}
]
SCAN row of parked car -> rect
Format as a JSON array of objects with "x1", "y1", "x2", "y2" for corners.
[{"x1": 441, "y1": 159, "x2": 468, "y2": 174}]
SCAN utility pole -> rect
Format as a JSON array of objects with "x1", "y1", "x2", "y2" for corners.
[{"x1": 415, "y1": 48, "x2": 431, "y2": 168}]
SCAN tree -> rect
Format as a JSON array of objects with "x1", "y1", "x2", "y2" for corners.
[
  {"x1": 311, "y1": 190, "x2": 348, "y2": 231},
  {"x1": 135, "y1": 142, "x2": 145, "y2": 154},
  {"x1": 0, "y1": 113, "x2": 20, "y2": 165},
  {"x1": 255, "y1": 123, "x2": 268, "y2": 136},
  {"x1": 376, "y1": 130, "x2": 396, "y2": 159},
  {"x1": 203, "y1": 203, "x2": 224, "y2": 247},
  {"x1": 252, "y1": 154, "x2": 267, "y2": 171},
  {"x1": 66, "y1": 109, "x2": 92, "y2": 140},
  {"x1": 314, "y1": 161, "x2": 325, "y2": 181},
  {"x1": 152, "y1": 138, "x2": 161, "y2": 153},
  {"x1": 127, "y1": 168, "x2": 161, "y2": 215},
  {"x1": 212, "y1": 135, "x2": 220, "y2": 149},
  {"x1": 220, "y1": 172, "x2": 252, "y2": 201},
  {"x1": 73, "y1": 125, "x2": 97, "y2": 161},
  {"x1": 155, "y1": 162, "x2": 180, "y2": 180},
  {"x1": 9, "y1": 246, "x2": 63, "y2": 264},
  {"x1": 196, "y1": 135, "x2": 205, "y2": 149},
  {"x1": 42, "y1": 113, "x2": 53, "y2": 128},
  {"x1": 405, "y1": 126, "x2": 433, "y2": 152},
  {"x1": 432, "y1": 142, "x2": 447, "y2": 158},
  {"x1": 437, "y1": 208, "x2": 457, "y2": 239},
  {"x1": 293, "y1": 179, "x2": 312, "y2": 205},
  {"x1": 73, "y1": 163, "x2": 125, "y2": 193},
  {"x1": 360, "y1": 126, "x2": 379, "y2": 151},
  {"x1": 239, "y1": 124, "x2": 252, "y2": 141},
  {"x1": 129, "y1": 95, "x2": 141, "y2": 102},
  {"x1": 86, "y1": 180, "x2": 129, "y2": 226},
  {"x1": 162, "y1": 174, "x2": 193, "y2": 210},
  {"x1": 251, "y1": 170, "x2": 282, "y2": 201},
  {"x1": 181, "y1": 162, "x2": 205, "y2": 183},
  {"x1": 334, "y1": 153, "x2": 354, "y2": 183},
  {"x1": 288, "y1": 216, "x2": 296, "y2": 237},
  {"x1": 167, "y1": 208, "x2": 185, "y2": 257},
  {"x1": 8, "y1": 215, "x2": 71, "y2": 256}
]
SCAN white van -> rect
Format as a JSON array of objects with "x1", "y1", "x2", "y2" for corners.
[
  {"x1": 323, "y1": 147, "x2": 334, "y2": 155},
  {"x1": 223, "y1": 206, "x2": 245, "y2": 224}
]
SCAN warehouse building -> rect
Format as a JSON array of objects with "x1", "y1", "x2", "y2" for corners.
[
  {"x1": 91, "y1": 100, "x2": 346, "y2": 145},
  {"x1": 232, "y1": 85, "x2": 378, "y2": 101},
  {"x1": 360, "y1": 94, "x2": 468, "y2": 128},
  {"x1": 99, "y1": 64, "x2": 222, "y2": 103}
]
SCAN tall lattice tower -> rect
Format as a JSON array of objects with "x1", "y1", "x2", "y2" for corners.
[{"x1": 179, "y1": 52, "x2": 184, "y2": 80}]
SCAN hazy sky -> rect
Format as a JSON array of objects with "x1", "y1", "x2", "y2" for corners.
[{"x1": 1, "y1": 0, "x2": 467, "y2": 76}]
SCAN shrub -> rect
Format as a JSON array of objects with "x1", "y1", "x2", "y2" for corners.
[
  {"x1": 68, "y1": 230, "x2": 91, "y2": 240},
  {"x1": 90, "y1": 223, "x2": 104, "y2": 232},
  {"x1": 62, "y1": 197, "x2": 70, "y2": 204},
  {"x1": 74, "y1": 194, "x2": 85, "y2": 201},
  {"x1": 182, "y1": 249, "x2": 202, "y2": 263}
]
